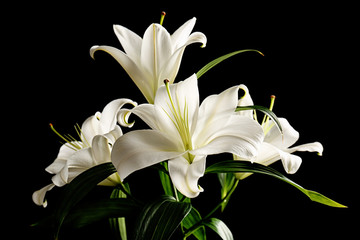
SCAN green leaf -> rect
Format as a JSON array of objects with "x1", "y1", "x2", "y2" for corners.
[
  {"x1": 54, "y1": 162, "x2": 117, "y2": 239},
  {"x1": 134, "y1": 195, "x2": 192, "y2": 240},
  {"x1": 196, "y1": 49, "x2": 263, "y2": 79},
  {"x1": 205, "y1": 160, "x2": 347, "y2": 208},
  {"x1": 182, "y1": 207, "x2": 206, "y2": 240},
  {"x1": 64, "y1": 198, "x2": 140, "y2": 229},
  {"x1": 109, "y1": 187, "x2": 130, "y2": 240},
  {"x1": 236, "y1": 105, "x2": 283, "y2": 134},
  {"x1": 158, "y1": 162, "x2": 174, "y2": 196},
  {"x1": 203, "y1": 218, "x2": 233, "y2": 240}
]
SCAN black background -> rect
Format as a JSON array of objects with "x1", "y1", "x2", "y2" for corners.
[{"x1": 6, "y1": 1, "x2": 357, "y2": 239}]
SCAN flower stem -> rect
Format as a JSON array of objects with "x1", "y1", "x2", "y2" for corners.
[
  {"x1": 183, "y1": 179, "x2": 240, "y2": 239},
  {"x1": 204, "y1": 179, "x2": 239, "y2": 219}
]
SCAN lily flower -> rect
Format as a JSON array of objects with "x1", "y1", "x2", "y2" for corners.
[
  {"x1": 90, "y1": 17, "x2": 207, "y2": 103},
  {"x1": 111, "y1": 74, "x2": 264, "y2": 198},
  {"x1": 235, "y1": 85, "x2": 323, "y2": 179},
  {"x1": 32, "y1": 99, "x2": 137, "y2": 207}
]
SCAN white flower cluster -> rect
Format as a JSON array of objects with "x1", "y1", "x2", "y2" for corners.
[{"x1": 33, "y1": 15, "x2": 322, "y2": 207}]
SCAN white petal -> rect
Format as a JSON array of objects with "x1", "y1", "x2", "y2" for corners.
[
  {"x1": 278, "y1": 150, "x2": 302, "y2": 174},
  {"x1": 237, "y1": 84, "x2": 255, "y2": 118},
  {"x1": 91, "y1": 135, "x2": 111, "y2": 164},
  {"x1": 265, "y1": 118, "x2": 299, "y2": 149},
  {"x1": 234, "y1": 142, "x2": 280, "y2": 180},
  {"x1": 67, "y1": 147, "x2": 97, "y2": 168},
  {"x1": 51, "y1": 161, "x2": 68, "y2": 187},
  {"x1": 113, "y1": 24, "x2": 142, "y2": 63},
  {"x1": 192, "y1": 115, "x2": 264, "y2": 160},
  {"x1": 45, "y1": 158, "x2": 67, "y2": 174},
  {"x1": 193, "y1": 85, "x2": 247, "y2": 146},
  {"x1": 130, "y1": 104, "x2": 160, "y2": 130},
  {"x1": 154, "y1": 74, "x2": 199, "y2": 135},
  {"x1": 171, "y1": 17, "x2": 196, "y2": 49},
  {"x1": 90, "y1": 45, "x2": 154, "y2": 103},
  {"x1": 81, "y1": 114, "x2": 101, "y2": 144},
  {"x1": 103, "y1": 125, "x2": 123, "y2": 145},
  {"x1": 111, "y1": 130, "x2": 182, "y2": 180},
  {"x1": 286, "y1": 141, "x2": 324, "y2": 156},
  {"x1": 160, "y1": 32, "x2": 207, "y2": 84},
  {"x1": 168, "y1": 155, "x2": 205, "y2": 198},
  {"x1": 141, "y1": 24, "x2": 172, "y2": 85},
  {"x1": 99, "y1": 98, "x2": 137, "y2": 133},
  {"x1": 32, "y1": 183, "x2": 55, "y2": 207}
]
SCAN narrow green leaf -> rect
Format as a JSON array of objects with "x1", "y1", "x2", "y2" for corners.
[
  {"x1": 182, "y1": 207, "x2": 206, "y2": 240},
  {"x1": 134, "y1": 195, "x2": 192, "y2": 240},
  {"x1": 54, "y1": 162, "x2": 117, "y2": 238},
  {"x1": 64, "y1": 198, "x2": 140, "y2": 229},
  {"x1": 196, "y1": 49, "x2": 263, "y2": 79},
  {"x1": 205, "y1": 160, "x2": 347, "y2": 208},
  {"x1": 236, "y1": 105, "x2": 283, "y2": 134},
  {"x1": 203, "y1": 218, "x2": 233, "y2": 240},
  {"x1": 109, "y1": 187, "x2": 129, "y2": 240}
]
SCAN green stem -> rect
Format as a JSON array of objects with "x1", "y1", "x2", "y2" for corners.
[
  {"x1": 183, "y1": 179, "x2": 240, "y2": 238},
  {"x1": 204, "y1": 179, "x2": 239, "y2": 219}
]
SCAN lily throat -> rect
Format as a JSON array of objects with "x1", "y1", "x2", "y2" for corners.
[{"x1": 163, "y1": 79, "x2": 195, "y2": 164}]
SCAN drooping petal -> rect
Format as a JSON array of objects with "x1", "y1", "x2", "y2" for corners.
[
  {"x1": 90, "y1": 45, "x2": 154, "y2": 103},
  {"x1": 161, "y1": 32, "x2": 207, "y2": 84},
  {"x1": 130, "y1": 104, "x2": 160, "y2": 130},
  {"x1": 278, "y1": 150, "x2": 302, "y2": 174},
  {"x1": 171, "y1": 17, "x2": 196, "y2": 49},
  {"x1": 285, "y1": 141, "x2": 324, "y2": 155},
  {"x1": 168, "y1": 155, "x2": 205, "y2": 198},
  {"x1": 192, "y1": 115, "x2": 264, "y2": 160},
  {"x1": 111, "y1": 130, "x2": 183, "y2": 181},
  {"x1": 265, "y1": 118, "x2": 299, "y2": 149},
  {"x1": 99, "y1": 98, "x2": 137, "y2": 133},
  {"x1": 32, "y1": 183, "x2": 55, "y2": 207},
  {"x1": 237, "y1": 84, "x2": 255, "y2": 118},
  {"x1": 113, "y1": 24, "x2": 142, "y2": 63},
  {"x1": 50, "y1": 161, "x2": 68, "y2": 187}
]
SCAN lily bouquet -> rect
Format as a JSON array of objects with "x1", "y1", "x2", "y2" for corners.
[{"x1": 32, "y1": 12, "x2": 346, "y2": 240}]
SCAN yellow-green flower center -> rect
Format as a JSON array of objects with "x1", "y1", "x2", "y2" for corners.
[{"x1": 163, "y1": 79, "x2": 195, "y2": 163}]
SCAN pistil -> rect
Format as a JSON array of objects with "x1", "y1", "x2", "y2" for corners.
[
  {"x1": 262, "y1": 95, "x2": 276, "y2": 136},
  {"x1": 160, "y1": 11, "x2": 166, "y2": 26}
]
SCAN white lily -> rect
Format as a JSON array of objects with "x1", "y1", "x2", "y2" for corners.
[
  {"x1": 90, "y1": 17, "x2": 207, "y2": 104},
  {"x1": 111, "y1": 74, "x2": 264, "y2": 198},
  {"x1": 32, "y1": 99, "x2": 137, "y2": 207},
  {"x1": 235, "y1": 85, "x2": 323, "y2": 179}
]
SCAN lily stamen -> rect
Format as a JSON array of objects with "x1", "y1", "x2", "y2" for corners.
[
  {"x1": 160, "y1": 11, "x2": 166, "y2": 25},
  {"x1": 262, "y1": 95, "x2": 276, "y2": 136},
  {"x1": 49, "y1": 123, "x2": 87, "y2": 151},
  {"x1": 163, "y1": 79, "x2": 194, "y2": 163}
]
